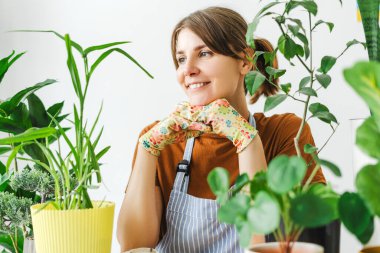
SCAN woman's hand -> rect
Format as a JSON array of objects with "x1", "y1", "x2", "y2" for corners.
[
  {"x1": 177, "y1": 98, "x2": 257, "y2": 153},
  {"x1": 139, "y1": 109, "x2": 211, "y2": 156}
]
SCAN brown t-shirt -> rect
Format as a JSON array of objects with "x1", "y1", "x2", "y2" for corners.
[{"x1": 129, "y1": 112, "x2": 325, "y2": 236}]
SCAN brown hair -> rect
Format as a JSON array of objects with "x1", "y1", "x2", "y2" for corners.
[{"x1": 171, "y1": 6, "x2": 279, "y2": 104}]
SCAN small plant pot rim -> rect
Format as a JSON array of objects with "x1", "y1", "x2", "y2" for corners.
[
  {"x1": 31, "y1": 200, "x2": 115, "y2": 253},
  {"x1": 360, "y1": 246, "x2": 380, "y2": 253},
  {"x1": 248, "y1": 241, "x2": 324, "y2": 253}
]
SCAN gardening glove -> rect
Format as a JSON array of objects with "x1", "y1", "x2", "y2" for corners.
[
  {"x1": 178, "y1": 98, "x2": 257, "y2": 153},
  {"x1": 139, "y1": 108, "x2": 211, "y2": 157}
]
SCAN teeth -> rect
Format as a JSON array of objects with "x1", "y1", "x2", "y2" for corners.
[{"x1": 189, "y1": 82, "x2": 208, "y2": 89}]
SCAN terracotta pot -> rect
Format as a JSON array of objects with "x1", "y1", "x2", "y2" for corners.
[
  {"x1": 248, "y1": 242, "x2": 324, "y2": 253},
  {"x1": 360, "y1": 246, "x2": 380, "y2": 253}
]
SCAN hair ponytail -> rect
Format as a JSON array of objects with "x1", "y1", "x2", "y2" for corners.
[{"x1": 248, "y1": 38, "x2": 279, "y2": 104}]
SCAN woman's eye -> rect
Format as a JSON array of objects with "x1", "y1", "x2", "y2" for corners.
[
  {"x1": 177, "y1": 57, "x2": 186, "y2": 64},
  {"x1": 200, "y1": 51, "x2": 212, "y2": 57}
]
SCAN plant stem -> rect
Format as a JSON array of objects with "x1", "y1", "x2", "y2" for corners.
[
  {"x1": 302, "y1": 161, "x2": 321, "y2": 192},
  {"x1": 317, "y1": 123, "x2": 339, "y2": 155}
]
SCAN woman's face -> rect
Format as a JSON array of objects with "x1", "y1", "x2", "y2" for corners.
[{"x1": 175, "y1": 28, "x2": 248, "y2": 106}]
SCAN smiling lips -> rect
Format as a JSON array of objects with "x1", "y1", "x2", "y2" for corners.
[{"x1": 187, "y1": 82, "x2": 210, "y2": 89}]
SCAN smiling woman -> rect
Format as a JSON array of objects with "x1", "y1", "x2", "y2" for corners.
[{"x1": 117, "y1": 6, "x2": 325, "y2": 253}]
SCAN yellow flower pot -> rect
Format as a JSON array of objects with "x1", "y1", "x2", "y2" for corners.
[{"x1": 31, "y1": 201, "x2": 115, "y2": 253}]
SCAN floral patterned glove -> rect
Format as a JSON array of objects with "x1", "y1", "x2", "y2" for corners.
[
  {"x1": 139, "y1": 111, "x2": 211, "y2": 156},
  {"x1": 177, "y1": 99, "x2": 257, "y2": 153}
]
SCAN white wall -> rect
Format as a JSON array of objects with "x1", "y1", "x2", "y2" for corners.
[{"x1": 0, "y1": 0, "x2": 370, "y2": 252}]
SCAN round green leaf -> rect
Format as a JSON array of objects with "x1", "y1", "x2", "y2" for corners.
[
  {"x1": 338, "y1": 192, "x2": 373, "y2": 243},
  {"x1": 207, "y1": 167, "x2": 230, "y2": 196},
  {"x1": 250, "y1": 171, "x2": 269, "y2": 198},
  {"x1": 309, "y1": 102, "x2": 329, "y2": 114},
  {"x1": 356, "y1": 163, "x2": 380, "y2": 216},
  {"x1": 311, "y1": 111, "x2": 337, "y2": 124},
  {"x1": 217, "y1": 194, "x2": 250, "y2": 224},
  {"x1": 264, "y1": 94, "x2": 287, "y2": 112},
  {"x1": 356, "y1": 117, "x2": 380, "y2": 159},
  {"x1": 319, "y1": 56, "x2": 336, "y2": 74},
  {"x1": 247, "y1": 191, "x2": 280, "y2": 234},
  {"x1": 290, "y1": 192, "x2": 338, "y2": 228},
  {"x1": 267, "y1": 155, "x2": 307, "y2": 194},
  {"x1": 316, "y1": 74, "x2": 331, "y2": 88}
]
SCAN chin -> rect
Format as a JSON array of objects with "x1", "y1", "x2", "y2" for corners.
[{"x1": 188, "y1": 97, "x2": 215, "y2": 106}]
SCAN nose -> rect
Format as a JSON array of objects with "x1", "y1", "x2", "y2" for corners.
[{"x1": 182, "y1": 58, "x2": 200, "y2": 77}]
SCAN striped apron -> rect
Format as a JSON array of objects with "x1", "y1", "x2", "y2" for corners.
[{"x1": 155, "y1": 114, "x2": 256, "y2": 253}]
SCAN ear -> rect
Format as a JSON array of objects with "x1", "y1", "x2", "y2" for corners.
[{"x1": 239, "y1": 48, "x2": 254, "y2": 75}]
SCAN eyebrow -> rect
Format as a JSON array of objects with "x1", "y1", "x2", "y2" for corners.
[{"x1": 176, "y1": 44, "x2": 208, "y2": 55}]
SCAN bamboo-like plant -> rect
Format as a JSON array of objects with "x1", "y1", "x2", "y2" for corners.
[
  {"x1": 2, "y1": 31, "x2": 153, "y2": 210},
  {"x1": 207, "y1": 1, "x2": 365, "y2": 252}
]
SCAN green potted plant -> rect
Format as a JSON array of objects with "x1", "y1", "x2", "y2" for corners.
[
  {"x1": 0, "y1": 51, "x2": 65, "y2": 253},
  {"x1": 207, "y1": 1, "x2": 365, "y2": 252},
  {"x1": 338, "y1": 1, "x2": 380, "y2": 252},
  {"x1": 1, "y1": 31, "x2": 153, "y2": 253}
]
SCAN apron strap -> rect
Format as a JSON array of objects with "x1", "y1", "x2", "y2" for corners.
[
  {"x1": 173, "y1": 113, "x2": 256, "y2": 193},
  {"x1": 173, "y1": 137, "x2": 195, "y2": 192}
]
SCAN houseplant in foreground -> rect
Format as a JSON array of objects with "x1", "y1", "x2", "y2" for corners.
[
  {"x1": 2, "y1": 31, "x2": 153, "y2": 253},
  {"x1": 0, "y1": 51, "x2": 64, "y2": 253},
  {"x1": 338, "y1": 1, "x2": 380, "y2": 252},
  {"x1": 208, "y1": 0, "x2": 364, "y2": 252}
]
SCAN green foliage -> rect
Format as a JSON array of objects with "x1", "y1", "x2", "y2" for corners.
[{"x1": 2, "y1": 30, "x2": 153, "y2": 210}]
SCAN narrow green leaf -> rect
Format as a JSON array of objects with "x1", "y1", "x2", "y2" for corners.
[
  {"x1": 89, "y1": 48, "x2": 153, "y2": 80},
  {"x1": 318, "y1": 56, "x2": 336, "y2": 74},
  {"x1": 286, "y1": 1, "x2": 318, "y2": 16},
  {"x1": 0, "y1": 147, "x2": 11, "y2": 156},
  {"x1": 312, "y1": 20, "x2": 334, "y2": 32},
  {"x1": 299, "y1": 76, "x2": 311, "y2": 89},
  {"x1": 280, "y1": 83, "x2": 291, "y2": 94},
  {"x1": 265, "y1": 66, "x2": 286, "y2": 78},
  {"x1": 6, "y1": 144, "x2": 23, "y2": 172},
  {"x1": 245, "y1": 70, "x2": 266, "y2": 95},
  {"x1": 304, "y1": 143, "x2": 318, "y2": 154},
  {"x1": 0, "y1": 127, "x2": 56, "y2": 145},
  {"x1": 264, "y1": 94, "x2": 287, "y2": 112},
  {"x1": 0, "y1": 51, "x2": 25, "y2": 84},
  {"x1": 12, "y1": 30, "x2": 84, "y2": 54},
  {"x1": 64, "y1": 34, "x2": 83, "y2": 101},
  {"x1": 319, "y1": 159, "x2": 341, "y2": 177},
  {"x1": 0, "y1": 79, "x2": 57, "y2": 115},
  {"x1": 311, "y1": 111, "x2": 338, "y2": 124},
  {"x1": 316, "y1": 74, "x2": 331, "y2": 88},
  {"x1": 299, "y1": 87, "x2": 317, "y2": 97},
  {"x1": 309, "y1": 102, "x2": 329, "y2": 114},
  {"x1": 84, "y1": 41, "x2": 131, "y2": 55},
  {"x1": 346, "y1": 39, "x2": 367, "y2": 50},
  {"x1": 96, "y1": 146, "x2": 110, "y2": 161},
  {"x1": 0, "y1": 117, "x2": 25, "y2": 134}
]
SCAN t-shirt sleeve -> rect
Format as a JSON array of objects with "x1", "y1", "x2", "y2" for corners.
[
  {"x1": 276, "y1": 114, "x2": 326, "y2": 184},
  {"x1": 125, "y1": 121, "x2": 160, "y2": 192}
]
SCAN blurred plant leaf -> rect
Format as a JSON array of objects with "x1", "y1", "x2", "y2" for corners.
[
  {"x1": 356, "y1": 163, "x2": 380, "y2": 216},
  {"x1": 267, "y1": 155, "x2": 307, "y2": 194}
]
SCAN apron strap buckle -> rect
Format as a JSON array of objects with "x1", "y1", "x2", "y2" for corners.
[{"x1": 176, "y1": 159, "x2": 190, "y2": 176}]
